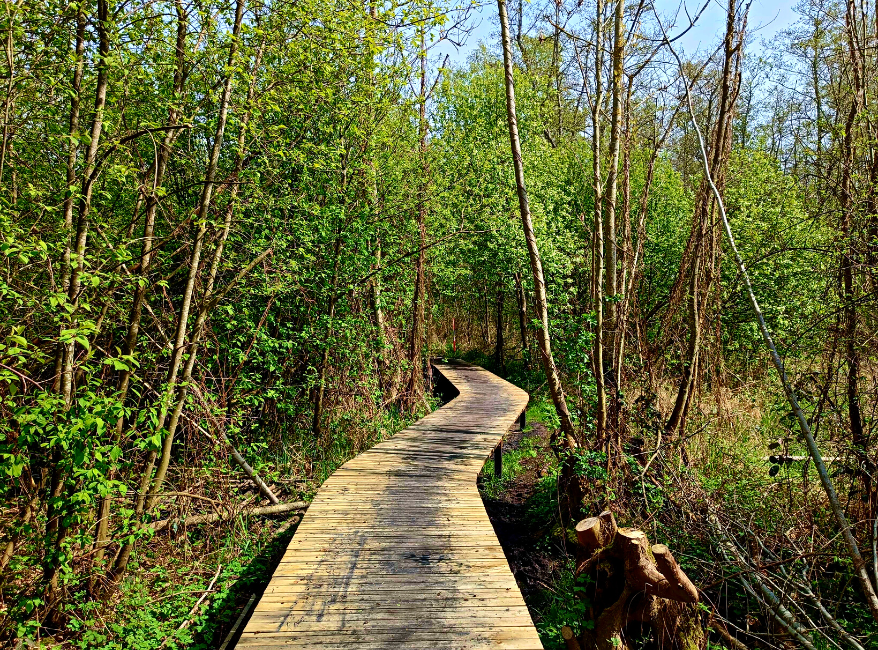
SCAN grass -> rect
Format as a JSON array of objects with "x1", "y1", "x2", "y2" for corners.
[
  {"x1": 54, "y1": 517, "x2": 298, "y2": 650},
  {"x1": 479, "y1": 434, "x2": 541, "y2": 498},
  {"x1": 7, "y1": 399, "x2": 429, "y2": 649}
]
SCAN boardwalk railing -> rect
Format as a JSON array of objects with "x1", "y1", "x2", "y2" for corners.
[{"x1": 238, "y1": 361, "x2": 543, "y2": 649}]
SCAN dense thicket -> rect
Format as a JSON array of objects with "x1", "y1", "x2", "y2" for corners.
[
  {"x1": 0, "y1": 0, "x2": 453, "y2": 638},
  {"x1": 2, "y1": 0, "x2": 878, "y2": 647}
]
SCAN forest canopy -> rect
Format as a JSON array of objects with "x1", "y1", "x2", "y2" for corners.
[{"x1": 1, "y1": 0, "x2": 877, "y2": 647}]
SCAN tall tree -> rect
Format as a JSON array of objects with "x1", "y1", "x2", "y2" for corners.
[{"x1": 497, "y1": 0, "x2": 576, "y2": 446}]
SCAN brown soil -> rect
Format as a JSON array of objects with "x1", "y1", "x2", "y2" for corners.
[{"x1": 478, "y1": 421, "x2": 572, "y2": 604}]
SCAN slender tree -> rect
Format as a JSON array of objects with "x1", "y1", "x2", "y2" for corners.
[{"x1": 497, "y1": 0, "x2": 576, "y2": 446}]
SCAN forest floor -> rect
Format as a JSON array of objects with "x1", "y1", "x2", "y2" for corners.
[{"x1": 477, "y1": 403, "x2": 583, "y2": 650}]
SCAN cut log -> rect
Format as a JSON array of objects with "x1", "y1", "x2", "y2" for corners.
[
  {"x1": 575, "y1": 509, "x2": 617, "y2": 551},
  {"x1": 575, "y1": 517, "x2": 601, "y2": 549},
  {"x1": 653, "y1": 543, "x2": 699, "y2": 603},
  {"x1": 561, "y1": 625, "x2": 582, "y2": 650},
  {"x1": 571, "y1": 511, "x2": 703, "y2": 650},
  {"x1": 615, "y1": 530, "x2": 699, "y2": 603},
  {"x1": 618, "y1": 529, "x2": 667, "y2": 595}
]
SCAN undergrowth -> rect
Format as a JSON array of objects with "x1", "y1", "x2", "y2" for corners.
[
  {"x1": 474, "y1": 362, "x2": 878, "y2": 649},
  {"x1": 4, "y1": 403, "x2": 424, "y2": 648}
]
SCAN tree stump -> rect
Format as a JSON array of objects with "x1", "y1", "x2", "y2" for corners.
[{"x1": 569, "y1": 511, "x2": 704, "y2": 650}]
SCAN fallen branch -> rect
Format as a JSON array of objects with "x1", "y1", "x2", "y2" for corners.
[
  {"x1": 149, "y1": 501, "x2": 308, "y2": 533},
  {"x1": 187, "y1": 382, "x2": 281, "y2": 505},
  {"x1": 657, "y1": 8, "x2": 878, "y2": 622},
  {"x1": 275, "y1": 515, "x2": 302, "y2": 537},
  {"x1": 109, "y1": 362, "x2": 281, "y2": 505},
  {"x1": 710, "y1": 617, "x2": 749, "y2": 650},
  {"x1": 707, "y1": 511, "x2": 816, "y2": 650},
  {"x1": 157, "y1": 564, "x2": 221, "y2": 650},
  {"x1": 160, "y1": 491, "x2": 224, "y2": 506}
]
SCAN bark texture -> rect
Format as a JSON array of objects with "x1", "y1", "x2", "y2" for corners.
[
  {"x1": 497, "y1": 0, "x2": 576, "y2": 445},
  {"x1": 571, "y1": 510, "x2": 704, "y2": 650}
]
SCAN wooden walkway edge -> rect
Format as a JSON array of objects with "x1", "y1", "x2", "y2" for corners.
[{"x1": 237, "y1": 361, "x2": 544, "y2": 649}]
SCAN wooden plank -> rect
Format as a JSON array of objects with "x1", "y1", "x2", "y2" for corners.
[
  {"x1": 239, "y1": 362, "x2": 541, "y2": 648},
  {"x1": 237, "y1": 636, "x2": 544, "y2": 650},
  {"x1": 255, "y1": 597, "x2": 530, "y2": 607}
]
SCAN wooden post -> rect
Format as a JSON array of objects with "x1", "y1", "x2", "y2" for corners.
[
  {"x1": 518, "y1": 409, "x2": 526, "y2": 430},
  {"x1": 494, "y1": 440, "x2": 502, "y2": 478}
]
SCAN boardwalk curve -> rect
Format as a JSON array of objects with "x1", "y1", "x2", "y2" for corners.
[{"x1": 238, "y1": 361, "x2": 544, "y2": 649}]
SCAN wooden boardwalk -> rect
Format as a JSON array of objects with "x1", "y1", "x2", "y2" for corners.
[{"x1": 237, "y1": 361, "x2": 543, "y2": 649}]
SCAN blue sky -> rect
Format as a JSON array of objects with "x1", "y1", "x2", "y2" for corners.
[{"x1": 436, "y1": 0, "x2": 799, "y2": 65}]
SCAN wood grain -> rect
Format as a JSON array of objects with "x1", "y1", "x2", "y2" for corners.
[{"x1": 238, "y1": 361, "x2": 543, "y2": 649}]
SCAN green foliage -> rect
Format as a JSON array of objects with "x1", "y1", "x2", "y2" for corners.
[
  {"x1": 531, "y1": 560, "x2": 593, "y2": 649},
  {"x1": 1, "y1": 0, "x2": 876, "y2": 644},
  {"x1": 0, "y1": 0, "x2": 461, "y2": 640},
  {"x1": 722, "y1": 148, "x2": 830, "y2": 358}
]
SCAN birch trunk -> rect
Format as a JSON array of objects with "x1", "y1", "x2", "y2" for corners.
[
  {"x1": 842, "y1": 0, "x2": 869, "y2": 503},
  {"x1": 592, "y1": 0, "x2": 607, "y2": 439},
  {"x1": 406, "y1": 32, "x2": 428, "y2": 411},
  {"x1": 146, "y1": 0, "x2": 245, "y2": 507},
  {"x1": 602, "y1": 0, "x2": 624, "y2": 387},
  {"x1": 497, "y1": 0, "x2": 576, "y2": 444}
]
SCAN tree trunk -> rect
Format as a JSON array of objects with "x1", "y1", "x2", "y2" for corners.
[
  {"x1": 841, "y1": 0, "x2": 871, "y2": 511},
  {"x1": 614, "y1": 81, "x2": 633, "y2": 395},
  {"x1": 406, "y1": 31, "x2": 428, "y2": 411},
  {"x1": 666, "y1": 268, "x2": 700, "y2": 438},
  {"x1": 111, "y1": 0, "x2": 246, "y2": 581},
  {"x1": 366, "y1": 0, "x2": 387, "y2": 397},
  {"x1": 44, "y1": 0, "x2": 110, "y2": 596},
  {"x1": 60, "y1": 0, "x2": 110, "y2": 407},
  {"x1": 0, "y1": 0, "x2": 20, "y2": 186},
  {"x1": 602, "y1": 0, "x2": 625, "y2": 392},
  {"x1": 146, "y1": 0, "x2": 245, "y2": 509},
  {"x1": 92, "y1": 0, "x2": 190, "y2": 586},
  {"x1": 572, "y1": 512, "x2": 704, "y2": 650},
  {"x1": 497, "y1": 0, "x2": 576, "y2": 446},
  {"x1": 494, "y1": 280, "x2": 505, "y2": 375},
  {"x1": 514, "y1": 271, "x2": 529, "y2": 367},
  {"x1": 149, "y1": 38, "x2": 267, "y2": 512},
  {"x1": 592, "y1": 0, "x2": 607, "y2": 440},
  {"x1": 665, "y1": 0, "x2": 738, "y2": 439},
  {"x1": 51, "y1": 6, "x2": 85, "y2": 393}
]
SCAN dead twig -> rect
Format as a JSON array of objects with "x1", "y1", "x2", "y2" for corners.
[{"x1": 157, "y1": 564, "x2": 221, "y2": 650}]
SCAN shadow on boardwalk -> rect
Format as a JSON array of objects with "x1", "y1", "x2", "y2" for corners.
[{"x1": 235, "y1": 362, "x2": 543, "y2": 649}]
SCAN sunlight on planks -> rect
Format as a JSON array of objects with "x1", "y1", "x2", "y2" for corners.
[{"x1": 237, "y1": 362, "x2": 543, "y2": 649}]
